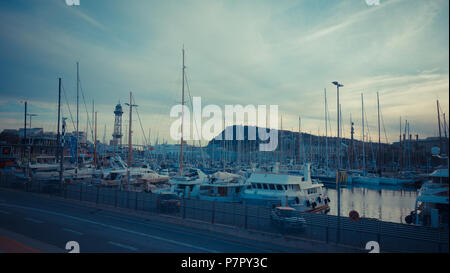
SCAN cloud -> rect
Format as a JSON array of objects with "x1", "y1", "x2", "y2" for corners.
[{"x1": 0, "y1": 0, "x2": 448, "y2": 146}]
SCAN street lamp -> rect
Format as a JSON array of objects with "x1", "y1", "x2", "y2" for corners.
[
  {"x1": 332, "y1": 81, "x2": 343, "y2": 169},
  {"x1": 332, "y1": 81, "x2": 343, "y2": 243}
]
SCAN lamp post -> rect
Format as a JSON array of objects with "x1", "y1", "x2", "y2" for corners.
[{"x1": 332, "y1": 81, "x2": 343, "y2": 243}]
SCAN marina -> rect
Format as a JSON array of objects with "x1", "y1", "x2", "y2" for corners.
[{"x1": 0, "y1": 0, "x2": 448, "y2": 256}]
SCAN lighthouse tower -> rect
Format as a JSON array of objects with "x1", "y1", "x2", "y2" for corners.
[{"x1": 112, "y1": 103, "x2": 123, "y2": 153}]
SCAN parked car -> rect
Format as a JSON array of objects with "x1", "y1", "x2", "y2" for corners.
[
  {"x1": 271, "y1": 206, "x2": 306, "y2": 231},
  {"x1": 157, "y1": 192, "x2": 180, "y2": 213}
]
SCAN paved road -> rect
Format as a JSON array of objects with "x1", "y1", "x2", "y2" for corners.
[{"x1": 0, "y1": 188, "x2": 305, "y2": 253}]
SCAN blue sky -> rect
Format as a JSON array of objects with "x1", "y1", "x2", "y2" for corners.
[{"x1": 0, "y1": 0, "x2": 448, "y2": 145}]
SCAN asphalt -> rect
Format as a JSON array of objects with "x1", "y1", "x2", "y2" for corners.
[{"x1": 0, "y1": 188, "x2": 306, "y2": 253}]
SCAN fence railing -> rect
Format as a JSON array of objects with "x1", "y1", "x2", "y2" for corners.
[{"x1": 0, "y1": 174, "x2": 448, "y2": 253}]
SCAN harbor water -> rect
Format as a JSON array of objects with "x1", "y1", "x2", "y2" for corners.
[{"x1": 324, "y1": 185, "x2": 418, "y2": 224}]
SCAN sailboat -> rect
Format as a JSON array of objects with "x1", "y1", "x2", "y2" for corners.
[
  {"x1": 352, "y1": 93, "x2": 415, "y2": 186},
  {"x1": 351, "y1": 93, "x2": 380, "y2": 185},
  {"x1": 156, "y1": 47, "x2": 209, "y2": 198}
]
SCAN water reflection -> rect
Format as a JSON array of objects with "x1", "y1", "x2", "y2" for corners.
[{"x1": 324, "y1": 185, "x2": 418, "y2": 224}]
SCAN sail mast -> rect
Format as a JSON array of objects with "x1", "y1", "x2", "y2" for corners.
[
  {"x1": 437, "y1": 100, "x2": 442, "y2": 155},
  {"x1": 399, "y1": 116, "x2": 402, "y2": 173},
  {"x1": 377, "y1": 91, "x2": 381, "y2": 175},
  {"x1": 361, "y1": 93, "x2": 365, "y2": 174},
  {"x1": 94, "y1": 111, "x2": 97, "y2": 169},
  {"x1": 324, "y1": 88, "x2": 328, "y2": 171},
  {"x1": 279, "y1": 115, "x2": 282, "y2": 168},
  {"x1": 76, "y1": 62, "x2": 79, "y2": 175},
  {"x1": 179, "y1": 47, "x2": 185, "y2": 175},
  {"x1": 298, "y1": 116, "x2": 301, "y2": 166},
  {"x1": 57, "y1": 78, "x2": 62, "y2": 183}
]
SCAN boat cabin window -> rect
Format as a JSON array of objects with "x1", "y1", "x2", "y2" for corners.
[
  {"x1": 262, "y1": 184, "x2": 268, "y2": 190},
  {"x1": 432, "y1": 177, "x2": 449, "y2": 184},
  {"x1": 307, "y1": 188, "x2": 317, "y2": 194},
  {"x1": 269, "y1": 184, "x2": 275, "y2": 190},
  {"x1": 276, "y1": 185, "x2": 283, "y2": 191},
  {"x1": 292, "y1": 185, "x2": 300, "y2": 191},
  {"x1": 257, "y1": 183, "x2": 262, "y2": 189},
  {"x1": 218, "y1": 187, "x2": 227, "y2": 196}
]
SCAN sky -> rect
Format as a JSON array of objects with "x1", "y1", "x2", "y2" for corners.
[{"x1": 0, "y1": 0, "x2": 448, "y2": 146}]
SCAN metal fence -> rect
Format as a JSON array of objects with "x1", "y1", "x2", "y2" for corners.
[{"x1": 0, "y1": 174, "x2": 448, "y2": 253}]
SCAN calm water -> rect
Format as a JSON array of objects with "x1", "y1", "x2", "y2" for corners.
[{"x1": 324, "y1": 185, "x2": 418, "y2": 224}]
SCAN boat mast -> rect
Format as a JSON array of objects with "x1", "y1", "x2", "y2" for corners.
[
  {"x1": 279, "y1": 115, "x2": 282, "y2": 168},
  {"x1": 408, "y1": 122, "x2": 411, "y2": 170},
  {"x1": 325, "y1": 88, "x2": 328, "y2": 171},
  {"x1": 399, "y1": 116, "x2": 402, "y2": 173},
  {"x1": 57, "y1": 78, "x2": 62, "y2": 184},
  {"x1": 361, "y1": 93, "x2": 365, "y2": 174},
  {"x1": 350, "y1": 113, "x2": 354, "y2": 170},
  {"x1": 298, "y1": 116, "x2": 301, "y2": 167},
  {"x1": 437, "y1": 100, "x2": 442, "y2": 155},
  {"x1": 94, "y1": 111, "x2": 97, "y2": 169},
  {"x1": 444, "y1": 113, "x2": 448, "y2": 155},
  {"x1": 129, "y1": 93, "x2": 132, "y2": 163},
  {"x1": 179, "y1": 47, "x2": 185, "y2": 175},
  {"x1": 377, "y1": 92, "x2": 381, "y2": 176},
  {"x1": 126, "y1": 92, "x2": 136, "y2": 187},
  {"x1": 76, "y1": 62, "x2": 79, "y2": 175}
]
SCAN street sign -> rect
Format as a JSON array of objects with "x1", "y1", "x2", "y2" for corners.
[{"x1": 349, "y1": 210, "x2": 360, "y2": 221}]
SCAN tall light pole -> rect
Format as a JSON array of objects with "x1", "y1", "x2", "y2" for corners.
[{"x1": 332, "y1": 81, "x2": 343, "y2": 243}]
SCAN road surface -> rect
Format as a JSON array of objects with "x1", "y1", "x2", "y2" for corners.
[{"x1": 0, "y1": 188, "x2": 305, "y2": 253}]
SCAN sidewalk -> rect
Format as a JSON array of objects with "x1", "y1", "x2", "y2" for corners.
[{"x1": 0, "y1": 227, "x2": 64, "y2": 253}]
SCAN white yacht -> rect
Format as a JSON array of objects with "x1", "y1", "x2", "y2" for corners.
[
  {"x1": 198, "y1": 171, "x2": 247, "y2": 202},
  {"x1": 157, "y1": 168, "x2": 209, "y2": 198},
  {"x1": 405, "y1": 161, "x2": 449, "y2": 228},
  {"x1": 241, "y1": 163, "x2": 330, "y2": 213}
]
